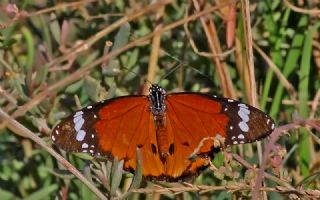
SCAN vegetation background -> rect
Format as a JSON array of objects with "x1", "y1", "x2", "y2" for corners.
[{"x1": 0, "y1": 0, "x2": 319, "y2": 199}]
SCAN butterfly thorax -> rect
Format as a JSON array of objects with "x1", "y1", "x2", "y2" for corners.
[
  {"x1": 148, "y1": 84, "x2": 170, "y2": 162},
  {"x1": 148, "y1": 84, "x2": 167, "y2": 116}
]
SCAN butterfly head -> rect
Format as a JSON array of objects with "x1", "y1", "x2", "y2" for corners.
[{"x1": 148, "y1": 84, "x2": 167, "y2": 116}]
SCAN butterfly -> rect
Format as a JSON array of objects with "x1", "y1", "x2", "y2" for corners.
[{"x1": 51, "y1": 84, "x2": 275, "y2": 181}]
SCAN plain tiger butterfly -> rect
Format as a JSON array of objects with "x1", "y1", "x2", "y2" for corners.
[{"x1": 51, "y1": 84, "x2": 275, "y2": 181}]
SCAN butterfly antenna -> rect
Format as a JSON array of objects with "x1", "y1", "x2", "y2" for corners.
[
  {"x1": 119, "y1": 66, "x2": 152, "y2": 86},
  {"x1": 161, "y1": 50, "x2": 213, "y2": 81},
  {"x1": 158, "y1": 62, "x2": 184, "y2": 83}
]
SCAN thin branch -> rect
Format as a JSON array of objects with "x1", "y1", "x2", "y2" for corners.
[
  {"x1": 183, "y1": 6, "x2": 235, "y2": 58},
  {"x1": 240, "y1": 0, "x2": 257, "y2": 107},
  {"x1": 29, "y1": 0, "x2": 98, "y2": 16},
  {"x1": 284, "y1": 0, "x2": 320, "y2": 16},
  {"x1": 0, "y1": 86, "x2": 17, "y2": 106}
]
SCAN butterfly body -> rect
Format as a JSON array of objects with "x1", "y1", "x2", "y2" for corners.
[
  {"x1": 52, "y1": 84, "x2": 275, "y2": 181},
  {"x1": 148, "y1": 85, "x2": 170, "y2": 160}
]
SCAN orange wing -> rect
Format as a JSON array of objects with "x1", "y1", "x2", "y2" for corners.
[
  {"x1": 94, "y1": 96, "x2": 165, "y2": 177},
  {"x1": 52, "y1": 96, "x2": 167, "y2": 179},
  {"x1": 155, "y1": 93, "x2": 275, "y2": 180},
  {"x1": 156, "y1": 94, "x2": 229, "y2": 180}
]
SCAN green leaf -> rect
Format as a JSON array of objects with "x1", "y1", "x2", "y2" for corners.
[
  {"x1": 268, "y1": 15, "x2": 307, "y2": 117},
  {"x1": 0, "y1": 188, "x2": 19, "y2": 200},
  {"x1": 24, "y1": 184, "x2": 58, "y2": 200},
  {"x1": 297, "y1": 23, "x2": 317, "y2": 177},
  {"x1": 65, "y1": 80, "x2": 84, "y2": 94},
  {"x1": 112, "y1": 23, "x2": 130, "y2": 51},
  {"x1": 49, "y1": 13, "x2": 61, "y2": 44},
  {"x1": 110, "y1": 158, "x2": 124, "y2": 197},
  {"x1": 129, "y1": 148, "x2": 143, "y2": 190},
  {"x1": 84, "y1": 76, "x2": 101, "y2": 102}
]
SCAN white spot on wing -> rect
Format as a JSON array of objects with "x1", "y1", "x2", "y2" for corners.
[
  {"x1": 76, "y1": 130, "x2": 86, "y2": 141},
  {"x1": 238, "y1": 109, "x2": 250, "y2": 122},
  {"x1": 74, "y1": 118, "x2": 84, "y2": 132},
  {"x1": 82, "y1": 143, "x2": 88, "y2": 148},
  {"x1": 271, "y1": 123, "x2": 275, "y2": 129},
  {"x1": 73, "y1": 115, "x2": 82, "y2": 123},
  {"x1": 238, "y1": 134, "x2": 245, "y2": 139},
  {"x1": 51, "y1": 135, "x2": 56, "y2": 141},
  {"x1": 238, "y1": 103, "x2": 248, "y2": 108},
  {"x1": 228, "y1": 99, "x2": 234, "y2": 102},
  {"x1": 55, "y1": 130, "x2": 59, "y2": 135},
  {"x1": 239, "y1": 121, "x2": 249, "y2": 132},
  {"x1": 74, "y1": 111, "x2": 83, "y2": 118},
  {"x1": 240, "y1": 107, "x2": 250, "y2": 115},
  {"x1": 87, "y1": 105, "x2": 92, "y2": 109},
  {"x1": 233, "y1": 141, "x2": 238, "y2": 144},
  {"x1": 237, "y1": 104, "x2": 250, "y2": 132}
]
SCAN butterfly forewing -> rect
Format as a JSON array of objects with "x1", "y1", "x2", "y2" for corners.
[
  {"x1": 52, "y1": 101, "x2": 104, "y2": 155},
  {"x1": 217, "y1": 97, "x2": 275, "y2": 146},
  {"x1": 52, "y1": 96, "x2": 146, "y2": 156},
  {"x1": 203, "y1": 96, "x2": 276, "y2": 146},
  {"x1": 166, "y1": 93, "x2": 275, "y2": 148}
]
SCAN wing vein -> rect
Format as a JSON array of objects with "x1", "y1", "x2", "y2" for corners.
[
  {"x1": 169, "y1": 96, "x2": 219, "y2": 114},
  {"x1": 166, "y1": 101, "x2": 198, "y2": 144},
  {"x1": 124, "y1": 103, "x2": 148, "y2": 160},
  {"x1": 100, "y1": 104, "x2": 142, "y2": 121},
  {"x1": 109, "y1": 112, "x2": 126, "y2": 156}
]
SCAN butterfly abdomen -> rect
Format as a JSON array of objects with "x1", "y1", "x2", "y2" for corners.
[{"x1": 153, "y1": 114, "x2": 171, "y2": 161}]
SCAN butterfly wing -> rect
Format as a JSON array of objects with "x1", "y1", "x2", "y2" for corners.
[
  {"x1": 52, "y1": 96, "x2": 166, "y2": 178},
  {"x1": 166, "y1": 93, "x2": 275, "y2": 146},
  {"x1": 158, "y1": 93, "x2": 275, "y2": 179}
]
